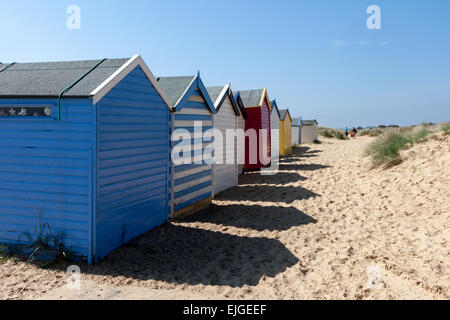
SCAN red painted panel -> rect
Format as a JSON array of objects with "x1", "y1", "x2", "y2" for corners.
[{"x1": 244, "y1": 103, "x2": 271, "y2": 170}]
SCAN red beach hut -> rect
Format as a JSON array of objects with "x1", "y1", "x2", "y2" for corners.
[{"x1": 236, "y1": 88, "x2": 272, "y2": 170}]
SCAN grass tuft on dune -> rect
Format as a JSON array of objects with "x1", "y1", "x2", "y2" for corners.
[
  {"x1": 364, "y1": 123, "x2": 449, "y2": 168},
  {"x1": 319, "y1": 127, "x2": 347, "y2": 140}
]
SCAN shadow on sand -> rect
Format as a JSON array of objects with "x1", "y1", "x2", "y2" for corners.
[
  {"x1": 217, "y1": 184, "x2": 319, "y2": 204},
  {"x1": 239, "y1": 171, "x2": 308, "y2": 185},
  {"x1": 80, "y1": 224, "x2": 299, "y2": 287},
  {"x1": 182, "y1": 203, "x2": 317, "y2": 232},
  {"x1": 277, "y1": 163, "x2": 331, "y2": 172}
]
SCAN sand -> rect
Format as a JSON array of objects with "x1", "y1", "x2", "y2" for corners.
[{"x1": 1, "y1": 134, "x2": 449, "y2": 300}]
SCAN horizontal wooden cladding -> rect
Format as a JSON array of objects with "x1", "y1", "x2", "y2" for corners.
[
  {"x1": 98, "y1": 157, "x2": 167, "y2": 178},
  {"x1": 96, "y1": 199, "x2": 167, "y2": 259},
  {"x1": 0, "y1": 230, "x2": 88, "y2": 253},
  {"x1": 95, "y1": 65, "x2": 169, "y2": 259},
  {"x1": 174, "y1": 184, "x2": 211, "y2": 206},
  {"x1": 0, "y1": 179, "x2": 88, "y2": 196},
  {"x1": 174, "y1": 163, "x2": 212, "y2": 178},
  {"x1": 100, "y1": 138, "x2": 167, "y2": 152},
  {"x1": 0, "y1": 98, "x2": 94, "y2": 258},
  {"x1": 0, "y1": 154, "x2": 90, "y2": 168},
  {"x1": 174, "y1": 114, "x2": 212, "y2": 121},
  {"x1": 174, "y1": 192, "x2": 211, "y2": 212},
  {"x1": 97, "y1": 185, "x2": 167, "y2": 214},
  {"x1": 0, "y1": 205, "x2": 88, "y2": 222},
  {"x1": 170, "y1": 90, "x2": 213, "y2": 216},
  {"x1": 188, "y1": 94, "x2": 207, "y2": 103}
]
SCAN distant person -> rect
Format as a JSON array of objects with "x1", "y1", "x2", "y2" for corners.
[
  {"x1": 352, "y1": 127, "x2": 357, "y2": 137},
  {"x1": 345, "y1": 127, "x2": 349, "y2": 137}
]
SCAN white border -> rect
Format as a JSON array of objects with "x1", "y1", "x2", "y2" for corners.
[
  {"x1": 214, "y1": 83, "x2": 231, "y2": 108},
  {"x1": 90, "y1": 54, "x2": 171, "y2": 108}
]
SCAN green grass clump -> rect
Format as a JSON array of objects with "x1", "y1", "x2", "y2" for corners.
[
  {"x1": 334, "y1": 131, "x2": 347, "y2": 140},
  {"x1": 365, "y1": 128, "x2": 433, "y2": 168},
  {"x1": 319, "y1": 127, "x2": 348, "y2": 140},
  {"x1": 365, "y1": 132, "x2": 410, "y2": 167},
  {"x1": 441, "y1": 122, "x2": 450, "y2": 133},
  {"x1": 368, "y1": 129, "x2": 383, "y2": 137}
]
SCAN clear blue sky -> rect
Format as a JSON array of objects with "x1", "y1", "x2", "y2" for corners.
[{"x1": 1, "y1": 0, "x2": 449, "y2": 128}]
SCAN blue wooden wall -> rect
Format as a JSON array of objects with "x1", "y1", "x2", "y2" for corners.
[
  {"x1": 0, "y1": 98, "x2": 95, "y2": 259},
  {"x1": 171, "y1": 83, "x2": 213, "y2": 216},
  {"x1": 95, "y1": 66, "x2": 170, "y2": 259}
]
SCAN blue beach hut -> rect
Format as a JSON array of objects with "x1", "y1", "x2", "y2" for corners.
[
  {"x1": 0, "y1": 55, "x2": 171, "y2": 263},
  {"x1": 157, "y1": 74, "x2": 216, "y2": 218}
]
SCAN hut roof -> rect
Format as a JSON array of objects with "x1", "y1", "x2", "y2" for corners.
[
  {"x1": 238, "y1": 89, "x2": 265, "y2": 107},
  {"x1": 301, "y1": 119, "x2": 318, "y2": 126},
  {"x1": 0, "y1": 55, "x2": 171, "y2": 107},
  {"x1": 279, "y1": 109, "x2": 291, "y2": 121},
  {"x1": 271, "y1": 100, "x2": 281, "y2": 118},
  {"x1": 206, "y1": 85, "x2": 240, "y2": 116},
  {"x1": 292, "y1": 118, "x2": 301, "y2": 126},
  {"x1": 156, "y1": 76, "x2": 196, "y2": 107},
  {"x1": 0, "y1": 58, "x2": 129, "y2": 97},
  {"x1": 234, "y1": 92, "x2": 248, "y2": 119}
]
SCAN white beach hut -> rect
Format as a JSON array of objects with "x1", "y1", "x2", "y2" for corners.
[
  {"x1": 301, "y1": 120, "x2": 319, "y2": 144},
  {"x1": 270, "y1": 100, "x2": 281, "y2": 158},
  {"x1": 291, "y1": 117, "x2": 301, "y2": 146},
  {"x1": 207, "y1": 84, "x2": 241, "y2": 197}
]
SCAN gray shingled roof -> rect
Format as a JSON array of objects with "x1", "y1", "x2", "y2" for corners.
[
  {"x1": 301, "y1": 120, "x2": 318, "y2": 126},
  {"x1": 238, "y1": 89, "x2": 264, "y2": 107},
  {"x1": 0, "y1": 58, "x2": 130, "y2": 97},
  {"x1": 279, "y1": 109, "x2": 291, "y2": 121},
  {"x1": 292, "y1": 117, "x2": 300, "y2": 126},
  {"x1": 156, "y1": 76, "x2": 196, "y2": 107},
  {"x1": 206, "y1": 86, "x2": 225, "y2": 105}
]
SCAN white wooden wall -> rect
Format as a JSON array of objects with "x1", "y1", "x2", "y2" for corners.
[
  {"x1": 237, "y1": 116, "x2": 246, "y2": 174},
  {"x1": 301, "y1": 125, "x2": 318, "y2": 144},
  {"x1": 270, "y1": 111, "x2": 280, "y2": 158},
  {"x1": 292, "y1": 126, "x2": 300, "y2": 145},
  {"x1": 213, "y1": 96, "x2": 238, "y2": 197}
]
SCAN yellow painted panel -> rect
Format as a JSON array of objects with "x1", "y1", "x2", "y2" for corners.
[
  {"x1": 279, "y1": 120, "x2": 285, "y2": 156},
  {"x1": 284, "y1": 117, "x2": 292, "y2": 155}
]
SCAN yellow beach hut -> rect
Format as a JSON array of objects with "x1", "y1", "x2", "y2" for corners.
[{"x1": 279, "y1": 109, "x2": 292, "y2": 156}]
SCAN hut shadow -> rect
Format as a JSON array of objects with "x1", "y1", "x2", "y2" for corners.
[
  {"x1": 239, "y1": 171, "x2": 307, "y2": 185},
  {"x1": 280, "y1": 148, "x2": 323, "y2": 162},
  {"x1": 81, "y1": 224, "x2": 299, "y2": 287},
  {"x1": 182, "y1": 204, "x2": 317, "y2": 232},
  {"x1": 278, "y1": 163, "x2": 331, "y2": 171},
  {"x1": 216, "y1": 184, "x2": 319, "y2": 204},
  {"x1": 292, "y1": 147, "x2": 322, "y2": 156},
  {"x1": 280, "y1": 155, "x2": 318, "y2": 163}
]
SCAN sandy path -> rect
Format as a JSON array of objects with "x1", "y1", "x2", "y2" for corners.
[{"x1": 1, "y1": 136, "x2": 448, "y2": 300}]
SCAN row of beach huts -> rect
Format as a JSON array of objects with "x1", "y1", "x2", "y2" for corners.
[{"x1": 0, "y1": 55, "x2": 318, "y2": 263}]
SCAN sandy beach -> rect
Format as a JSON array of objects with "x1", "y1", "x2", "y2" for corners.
[{"x1": 1, "y1": 135, "x2": 448, "y2": 300}]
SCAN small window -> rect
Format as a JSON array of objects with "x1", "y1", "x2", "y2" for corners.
[{"x1": 0, "y1": 106, "x2": 52, "y2": 118}]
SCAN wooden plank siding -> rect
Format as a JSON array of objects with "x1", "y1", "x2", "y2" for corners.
[
  {"x1": 270, "y1": 109, "x2": 280, "y2": 158},
  {"x1": 0, "y1": 97, "x2": 95, "y2": 259},
  {"x1": 95, "y1": 66, "x2": 170, "y2": 260},
  {"x1": 213, "y1": 96, "x2": 238, "y2": 197},
  {"x1": 280, "y1": 114, "x2": 292, "y2": 156},
  {"x1": 170, "y1": 88, "x2": 213, "y2": 218}
]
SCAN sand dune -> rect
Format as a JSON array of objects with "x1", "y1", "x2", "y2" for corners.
[{"x1": 1, "y1": 134, "x2": 448, "y2": 300}]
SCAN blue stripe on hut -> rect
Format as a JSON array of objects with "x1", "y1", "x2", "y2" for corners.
[{"x1": 157, "y1": 73, "x2": 216, "y2": 218}]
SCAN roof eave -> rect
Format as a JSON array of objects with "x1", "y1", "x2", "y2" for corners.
[{"x1": 89, "y1": 54, "x2": 171, "y2": 110}]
